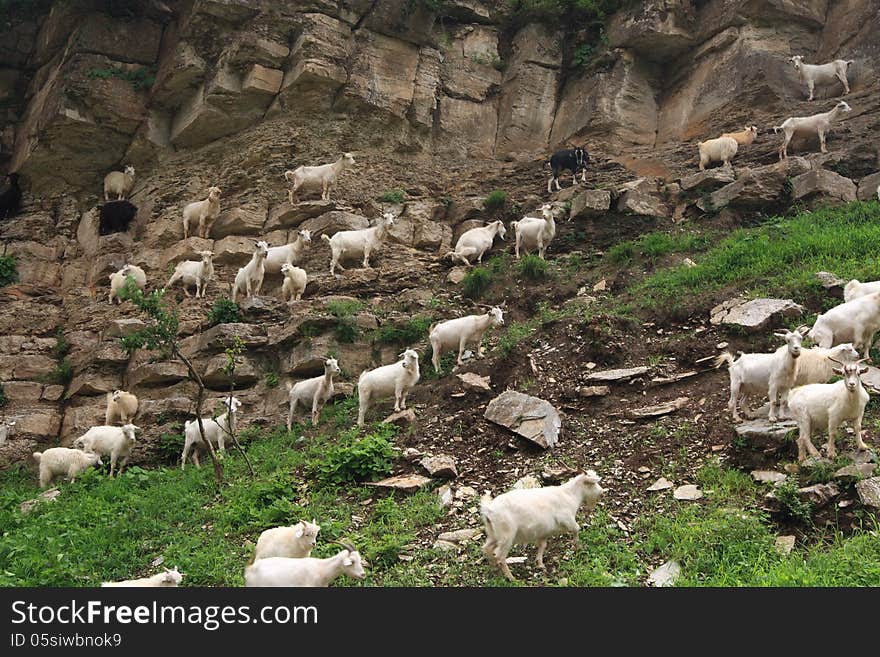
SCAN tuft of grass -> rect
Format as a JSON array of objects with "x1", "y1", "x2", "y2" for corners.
[
  {"x1": 86, "y1": 65, "x2": 156, "y2": 90},
  {"x1": 0, "y1": 254, "x2": 18, "y2": 287},
  {"x1": 462, "y1": 267, "x2": 492, "y2": 299},
  {"x1": 517, "y1": 254, "x2": 548, "y2": 280},
  {"x1": 207, "y1": 298, "x2": 240, "y2": 326},
  {"x1": 374, "y1": 317, "x2": 432, "y2": 345},
  {"x1": 380, "y1": 189, "x2": 405, "y2": 204},
  {"x1": 496, "y1": 320, "x2": 538, "y2": 357},
  {"x1": 265, "y1": 372, "x2": 279, "y2": 388},
  {"x1": 635, "y1": 201, "x2": 880, "y2": 310},
  {"x1": 608, "y1": 230, "x2": 713, "y2": 264},
  {"x1": 327, "y1": 300, "x2": 365, "y2": 343},
  {"x1": 483, "y1": 190, "x2": 507, "y2": 213},
  {"x1": 307, "y1": 425, "x2": 398, "y2": 485}
]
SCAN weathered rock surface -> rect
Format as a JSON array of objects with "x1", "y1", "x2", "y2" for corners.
[
  {"x1": 584, "y1": 366, "x2": 649, "y2": 383},
  {"x1": 855, "y1": 477, "x2": 880, "y2": 508},
  {"x1": 710, "y1": 298, "x2": 804, "y2": 331},
  {"x1": 484, "y1": 391, "x2": 561, "y2": 449}
]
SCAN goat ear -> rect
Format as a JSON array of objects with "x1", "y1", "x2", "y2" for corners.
[
  {"x1": 294, "y1": 524, "x2": 304, "y2": 538},
  {"x1": 832, "y1": 367, "x2": 844, "y2": 375},
  {"x1": 773, "y1": 331, "x2": 789, "y2": 338},
  {"x1": 343, "y1": 557, "x2": 353, "y2": 566},
  {"x1": 859, "y1": 367, "x2": 869, "y2": 375}
]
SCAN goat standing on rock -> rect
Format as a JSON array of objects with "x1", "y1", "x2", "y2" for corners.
[
  {"x1": 773, "y1": 100, "x2": 851, "y2": 160},
  {"x1": 429, "y1": 307, "x2": 504, "y2": 372},
  {"x1": 789, "y1": 55, "x2": 854, "y2": 101},
  {"x1": 232, "y1": 240, "x2": 270, "y2": 302},
  {"x1": 322, "y1": 212, "x2": 393, "y2": 276},
  {"x1": 284, "y1": 152, "x2": 355, "y2": 203},
  {"x1": 546, "y1": 146, "x2": 589, "y2": 193}
]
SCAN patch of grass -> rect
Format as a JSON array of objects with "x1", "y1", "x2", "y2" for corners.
[
  {"x1": 496, "y1": 320, "x2": 538, "y2": 357},
  {"x1": 265, "y1": 372, "x2": 279, "y2": 388},
  {"x1": 86, "y1": 65, "x2": 156, "y2": 90},
  {"x1": 307, "y1": 425, "x2": 398, "y2": 485},
  {"x1": 156, "y1": 426, "x2": 185, "y2": 465},
  {"x1": 0, "y1": 254, "x2": 17, "y2": 287},
  {"x1": 635, "y1": 201, "x2": 880, "y2": 310},
  {"x1": 608, "y1": 230, "x2": 713, "y2": 264},
  {"x1": 44, "y1": 359, "x2": 73, "y2": 386},
  {"x1": 483, "y1": 190, "x2": 507, "y2": 214},
  {"x1": 374, "y1": 317, "x2": 432, "y2": 345},
  {"x1": 773, "y1": 479, "x2": 814, "y2": 525},
  {"x1": 207, "y1": 298, "x2": 240, "y2": 326},
  {"x1": 462, "y1": 267, "x2": 493, "y2": 299},
  {"x1": 327, "y1": 300, "x2": 364, "y2": 343},
  {"x1": 517, "y1": 254, "x2": 548, "y2": 280},
  {"x1": 380, "y1": 189, "x2": 405, "y2": 204}
]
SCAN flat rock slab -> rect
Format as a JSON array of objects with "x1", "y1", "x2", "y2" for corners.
[
  {"x1": 383, "y1": 409, "x2": 416, "y2": 426},
  {"x1": 19, "y1": 487, "x2": 61, "y2": 515},
  {"x1": 834, "y1": 463, "x2": 876, "y2": 479},
  {"x1": 648, "y1": 477, "x2": 674, "y2": 491},
  {"x1": 815, "y1": 271, "x2": 846, "y2": 290},
  {"x1": 447, "y1": 267, "x2": 468, "y2": 284},
  {"x1": 457, "y1": 372, "x2": 491, "y2": 393},
  {"x1": 710, "y1": 297, "x2": 804, "y2": 331},
  {"x1": 679, "y1": 168, "x2": 735, "y2": 193},
  {"x1": 798, "y1": 483, "x2": 840, "y2": 506},
  {"x1": 630, "y1": 396, "x2": 689, "y2": 419},
  {"x1": 368, "y1": 474, "x2": 432, "y2": 493},
  {"x1": 751, "y1": 470, "x2": 787, "y2": 484},
  {"x1": 484, "y1": 390, "x2": 561, "y2": 449},
  {"x1": 577, "y1": 385, "x2": 610, "y2": 398},
  {"x1": 735, "y1": 419, "x2": 797, "y2": 441},
  {"x1": 437, "y1": 528, "x2": 482, "y2": 543},
  {"x1": 859, "y1": 366, "x2": 880, "y2": 393},
  {"x1": 420, "y1": 455, "x2": 458, "y2": 479},
  {"x1": 673, "y1": 484, "x2": 703, "y2": 501},
  {"x1": 584, "y1": 366, "x2": 649, "y2": 383},
  {"x1": 647, "y1": 560, "x2": 681, "y2": 587},
  {"x1": 775, "y1": 535, "x2": 796, "y2": 555},
  {"x1": 855, "y1": 477, "x2": 880, "y2": 508}
]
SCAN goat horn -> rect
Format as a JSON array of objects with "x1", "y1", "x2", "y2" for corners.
[
  {"x1": 856, "y1": 357, "x2": 870, "y2": 364},
  {"x1": 827, "y1": 356, "x2": 844, "y2": 366},
  {"x1": 332, "y1": 539, "x2": 356, "y2": 552}
]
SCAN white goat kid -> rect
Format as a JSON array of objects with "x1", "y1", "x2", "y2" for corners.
[
  {"x1": 808, "y1": 291, "x2": 880, "y2": 359},
  {"x1": 33, "y1": 448, "x2": 102, "y2": 488},
  {"x1": 787, "y1": 358, "x2": 871, "y2": 462},
  {"x1": 429, "y1": 307, "x2": 504, "y2": 371},
  {"x1": 244, "y1": 547, "x2": 366, "y2": 587},
  {"x1": 321, "y1": 212, "x2": 394, "y2": 276},
  {"x1": 166, "y1": 250, "x2": 214, "y2": 298},
  {"x1": 105, "y1": 389, "x2": 139, "y2": 425},
  {"x1": 286, "y1": 358, "x2": 341, "y2": 428},
  {"x1": 108, "y1": 264, "x2": 146, "y2": 304},
  {"x1": 181, "y1": 397, "x2": 242, "y2": 469},
  {"x1": 73, "y1": 423, "x2": 139, "y2": 477},
  {"x1": 698, "y1": 136, "x2": 738, "y2": 170},
  {"x1": 720, "y1": 126, "x2": 758, "y2": 145},
  {"x1": 253, "y1": 520, "x2": 321, "y2": 560},
  {"x1": 512, "y1": 204, "x2": 557, "y2": 260},
  {"x1": 789, "y1": 55, "x2": 854, "y2": 101},
  {"x1": 357, "y1": 349, "x2": 420, "y2": 426},
  {"x1": 231, "y1": 240, "x2": 270, "y2": 302},
  {"x1": 284, "y1": 153, "x2": 355, "y2": 203},
  {"x1": 481, "y1": 472, "x2": 605, "y2": 581},
  {"x1": 843, "y1": 279, "x2": 880, "y2": 302},
  {"x1": 773, "y1": 100, "x2": 852, "y2": 160},
  {"x1": 280, "y1": 263, "x2": 307, "y2": 304},
  {"x1": 102, "y1": 567, "x2": 183, "y2": 587},
  {"x1": 714, "y1": 328, "x2": 808, "y2": 423},
  {"x1": 182, "y1": 186, "x2": 221, "y2": 239},
  {"x1": 264, "y1": 230, "x2": 312, "y2": 274},
  {"x1": 444, "y1": 220, "x2": 506, "y2": 266}
]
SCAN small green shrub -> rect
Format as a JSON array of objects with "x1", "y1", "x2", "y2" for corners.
[
  {"x1": 52, "y1": 329, "x2": 70, "y2": 360},
  {"x1": 265, "y1": 372, "x2": 279, "y2": 388},
  {"x1": 208, "y1": 298, "x2": 240, "y2": 326},
  {"x1": 462, "y1": 267, "x2": 492, "y2": 299},
  {"x1": 517, "y1": 254, "x2": 548, "y2": 279},
  {"x1": 45, "y1": 359, "x2": 73, "y2": 386},
  {"x1": 380, "y1": 189, "x2": 405, "y2": 204},
  {"x1": 774, "y1": 479, "x2": 814, "y2": 525},
  {"x1": 0, "y1": 255, "x2": 17, "y2": 287},
  {"x1": 327, "y1": 300, "x2": 362, "y2": 343},
  {"x1": 86, "y1": 65, "x2": 156, "y2": 90},
  {"x1": 309, "y1": 427, "x2": 397, "y2": 485},
  {"x1": 496, "y1": 320, "x2": 537, "y2": 357},
  {"x1": 483, "y1": 190, "x2": 507, "y2": 213},
  {"x1": 156, "y1": 426, "x2": 184, "y2": 464},
  {"x1": 374, "y1": 317, "x2": 432, "y2": 345}
]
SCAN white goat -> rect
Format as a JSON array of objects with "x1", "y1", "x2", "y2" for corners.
[
  {"x1": 481, "y1": 471, "x2": 605, "y2": 581},
  {"x1": 512, "y1": 204, "x2": 556, "y2": 260},
  {"x1": 808, "y1": 291, "x2": 880, "y2": 358},
  {"x1": 444, "y1": 220, "x2": 506, "y2": 266},
  {"x1": 714, "y1": 328, "x2": 808, "y2": 423},
  {"x1": 182, "y1": 186, "x2": 221, "y2": 239},
  {"x1": 284, "y1": 152, "x2": 355, "y2": 203},
  {"x1": 429, "y1": 307, "x2": 504, "y2": 371},
  {"x1": 357, "y1": 349, "x2": 420, "y2": 426},
  {"x1": 321, "y1": 212, "x2": 394, "y2": 276},
  {"x1": 0, "y1": 420, "x2": 15, "y2": 445},
  {"x1": 181, "y1": 397, "x2": 242, "y2": 469},
  {"x1": 287, "y1": 358, "x2": 340, "y2": 428},
  {"x1": 102, "y1": 567, "x2": 183, "y2": 587},
  {"x1": 281, "y1": 263, "x2": 307, "y2": 304},
  {"x1": 73, "y1": 423, "x2": 139, "y2": 477},
  {"x1": 33, "y1": 448, "x2": 102, "y2": 488},
  {"x1": 794, "y1": 343, "x2": 861, "y2": 386},
  {"x1": 108, "y1": 264, "x2": 147, "y2": 304},
  {"x1": 166, "y1": 250, "x2": 214, "y2": 298},
  {"x1": 245, "y1": 547, "x2": 366, "y2": 587},
  {"x1": 253, "y1": 520, "x2": 321, "y2": 560},
  {"x1": 720, "y1": 126, "x2": 758, "y2": 146},
  {"x1": 773, "y1": 100, "x2": 851, "y2": 160},
  {"x1": 264, "y1": 230, "x2": 312, "y2": 274},
  {"x1": 231, "y1": 240, "x2": 269, "y2": 302},
  {"x1": 788, "y1": 359, "x2": 871, "y2": 462},
  {"x1": 789, "y1": 55, "x2": 854, "y2": 101},
  {"x1": 104, "y1": 165, "x2": 135, "y2": 201},
  {"x1": 105, "y1": 390, "x2": 139, "y2": 425},
  {"x1": 698, "y1": 136, "x2": 738, "y2": 170},
  {"x1": 844, "y1": 279, "x2": 880, "y2": 303}
]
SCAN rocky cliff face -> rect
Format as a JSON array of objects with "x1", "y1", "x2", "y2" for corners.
[{"x1": 1, "y1": 0, "x2": 879, "y2": 466}]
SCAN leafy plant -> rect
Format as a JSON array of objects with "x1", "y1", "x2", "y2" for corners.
[
  {"x1": 773, "y1": 479, "x2": 814, "y2": 525},
  {"x1": 462, "y1": 267, "x2": 492, "y2": 299},
  {"x1": 483, "y1": 190, "x2": 507, "y2": 214},
  {"x1": 208, "y1": 298, "x2": 240, "y2": 326},
  {"x1": 309, "y1": 426, "x2": 398, "y2": 485},
  {"x1": 86, "y1": 65, "x2": 156, "y2": 90},
  {"x1": 380, "y1": 189, "x2": 405, "y2": 204},
  {"x1": 156, "y1": 426, "x2": 185, "y2": 465},
  {"x1": 517, "y1": 254, "x2": 548, "y2": 280},
  {"x1": 327, "y1": 300, "x2": 363, "y2": 343},
  {"x1": 52, "y1": 329, "x2": 70, "y2": 360},
  {"x1": 265, "y1": 372, "x2": 279, "y2": 388},
  {"x1": 0, "y1": 255, "x2": 17, "y2": 287},
  {"x1": 374, "y1": 318, "x2": 432, "y2": 345}
]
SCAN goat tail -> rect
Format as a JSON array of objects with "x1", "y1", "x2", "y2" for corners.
[
  {"x1": 320, "y1": 234, "x2": 331, "y2": 243},
  {"x1": 772, "y1": 125, "x2": 782, "y2": 134},
  {"x1": 713, "y1": 352, "x2": 735, "y2": 369},
  {"x1": 846, "y1": 60, "x2": 855, "y2": 67},
  {"x1": 32, "y1": 451, "x2": 42, "y2": 462},
  {"x1": 285, "y1": 380, "x2": 294, "y2": 392}
]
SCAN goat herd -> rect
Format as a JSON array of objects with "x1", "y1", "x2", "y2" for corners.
[{"x1": 2, "y1": 52, "x2": 878, "y2": 587}]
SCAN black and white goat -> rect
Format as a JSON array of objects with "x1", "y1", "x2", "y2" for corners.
[{"x1": 546, "y1": 147, "x2": 590, "y2": 193}]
